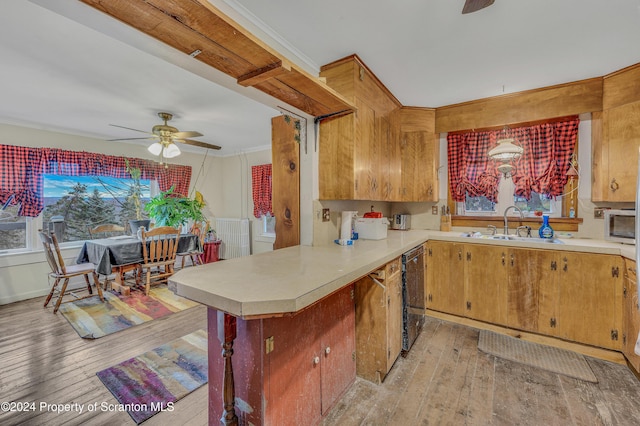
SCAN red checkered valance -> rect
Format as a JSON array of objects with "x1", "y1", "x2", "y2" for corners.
[
  {"x1": 251, "y1": 164, "x2": 272, "y2": 218},
  {"x1": 0, "y1": 144, "x2": 191, "y2": 217},
  {"x1": 447, "y1": 118, "x2": 579, "y2": 202}
]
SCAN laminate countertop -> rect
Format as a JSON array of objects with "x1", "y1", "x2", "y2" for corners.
[{"x1": 169, "y1": 229, "x2": 635, "y2": 319}]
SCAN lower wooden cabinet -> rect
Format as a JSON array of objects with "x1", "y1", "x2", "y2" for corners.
[
  {"x1": 426, "y1": 241, "x2": 624, "y2": 351},
  {"x1": 354, "y1": 256, "x2": 403, "y2": 383},
  {"x1": 623, "y1": 259, "x2": 640, "y2": 371},
  {"x1": 425, "y1": 241, "x2": 465, "y2": 316},
  {"x1": 207, "y1": 285, "x2": 356, "y2": 425}
]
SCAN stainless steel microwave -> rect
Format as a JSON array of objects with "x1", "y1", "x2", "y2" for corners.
[{"x1": 604, "y1": 209, "x2": 636, "y2": 244}]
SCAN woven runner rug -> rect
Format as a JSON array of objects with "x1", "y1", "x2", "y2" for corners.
[
  {"x1": 59, "y1": 285, "x2": 200, "y2": 339},
  {"x1": 478, "y1": 330, "x2": 598, "y2": 383},
  {"x1": 97, "y1": 329, "x2": 208, "y2": 424}
]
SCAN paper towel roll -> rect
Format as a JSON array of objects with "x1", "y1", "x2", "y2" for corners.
[{"x1": 340, "y1": 211, "x2": 357, "y2": 240}]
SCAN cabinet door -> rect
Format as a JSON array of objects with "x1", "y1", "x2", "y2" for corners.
[
  {"x1": 600, "y1": 102, "x2": 640, "y2": 202},
  {"x1": 264, "y1": 305, "x2": 322, "y2": 425},
  {"x1": 556, "y1": 253, "x2": 623, "y2": 349},
  {"x1": 623, "y1": 260, "x2": 640, "y2": 371},
  {"x1": 318, "y1": 284, "x2": 356, "y2": 414},
  {"x1": 319, "y1": 112, "x2": 355, "y2": 200},
  {"x1": 507, "y1": 248, "x2": 555, "y2": 332},
  {"x1": 354, "y1": 98, "x2": 378, "y2": 200},
  {"x1": 426, "y1": 241, "x2": 465, "y2": 316},
  {"x1": 464, "y1": 244, "x2": 508, "y2": 325},
  {"x1": 354, "y1": 274, "x2": 388, "y2": 383},
  {"x1": 400, "y1": 131, "x2": 437, "y2": 202},
  {"x1": 387, "y1": 264, "x2": 404, "y2": 368}
]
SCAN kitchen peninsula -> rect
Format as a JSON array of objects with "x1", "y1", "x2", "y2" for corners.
[{"x1": 169, "y1": 230, "x2": 636, "y2": 425}]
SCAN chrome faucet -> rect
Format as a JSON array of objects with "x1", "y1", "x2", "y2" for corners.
[{"x1": 503, "y1": 205, "x2": 524, "y2": 235}]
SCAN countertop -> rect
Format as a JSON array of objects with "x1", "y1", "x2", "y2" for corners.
[{"x1": 169, "y1": 229, "x2": 636, "y2": 319}]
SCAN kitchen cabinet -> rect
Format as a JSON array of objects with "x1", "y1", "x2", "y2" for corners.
[
  {"x1": 507, "y1": 248, "x2": 555, "y2": 332},
  {"x1": 538, "y1": 252, "x2": 623, "y2": 350},
  {"x1": 425, "y1": 241, "x2": 623, "y2": 351},
  {"x1": 425, "y1": 240, "x2": 465, "y2": 316},
  {"x1": 464, "y1": 244, "x2": 508, "y2": 325},
  {"x1": 319, "y1": 56, "x2": 399, "y2": 201},
  {"x1": 623, "y1": 259, "x2": 640, "y2": 372},
  {"x1": 399, "y1": 107, "x2": 439, "y2": 202},
  {"x1": 354, "y1": 256, "x2": 403, "y2": 383},
  {"x1": 319, "y1": 55, "x2": 438, "y2": 202},
  {"x1": 592, "y1": 63, "x2": 640, "y2": 202},
  {"x1": 209, "y1": 285, "x2": 356, "y2": 425}
]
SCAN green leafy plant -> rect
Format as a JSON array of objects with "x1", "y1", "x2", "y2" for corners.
[{"x1": 144, "y1": 186, "x2": 206, "y2": 228}]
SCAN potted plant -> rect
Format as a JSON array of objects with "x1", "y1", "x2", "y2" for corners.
[
  {"x1": 125, "y1": 159, "x2": 151, "y2": 235},
  {"x1": 144, "y1": 186, "x2": 206, "y2": 229}
]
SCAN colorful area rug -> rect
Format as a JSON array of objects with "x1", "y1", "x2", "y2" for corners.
[
  {"x1": 97, "y1": 329, "x2": 208, "y2": 424},
  {"x1": 478, "y1": 330, "x2": 598, "y2": 383},
  {"x1": 59, "y1": 286, "x2": 200, "y2": 339}
]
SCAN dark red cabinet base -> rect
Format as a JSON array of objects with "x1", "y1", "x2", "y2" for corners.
[{"x1": 207, "y1": 284, "x2": 356, "y2": 425}]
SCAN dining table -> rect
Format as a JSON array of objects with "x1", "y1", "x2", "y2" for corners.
[{"x1": 76, "y1": 234, "x2": 201, "y2": 295}]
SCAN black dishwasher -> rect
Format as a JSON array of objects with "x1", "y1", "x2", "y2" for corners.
[{"x1": 401, "y1": 244, "x2": 425, "y2": 355}]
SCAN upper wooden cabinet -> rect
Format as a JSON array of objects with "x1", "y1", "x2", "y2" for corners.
[
  {"x1": 592, "y1": 64, "x2": 640, "y2": 202},
  {"x1": 319, "y1": 55, "x2": 438, "y2": 202}
]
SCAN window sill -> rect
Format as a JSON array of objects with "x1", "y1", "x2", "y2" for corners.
[{"x1": 451, "y1": 216, "x2": 582, "y2": 232}]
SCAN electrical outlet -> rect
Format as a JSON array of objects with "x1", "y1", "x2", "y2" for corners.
[
  {"x1": 594, "y1": 208, "x2": 605, "y2": 219},
  {"x1": 432, "y1": 206, "x2": 438, "y2": 215},
  {"x1": 322, "y1": 208, "x2": 330, "y2": 222}
]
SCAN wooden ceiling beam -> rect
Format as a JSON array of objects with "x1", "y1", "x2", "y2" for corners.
[{"x1": 79, "y1": 0, "x2": 354, "y2": 117}]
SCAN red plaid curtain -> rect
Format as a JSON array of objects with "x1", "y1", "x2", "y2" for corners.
[
  {"x1": 251, "y1": 164, "x2": 272, "y2": 218},
  {"x1": 0, "y1": 144, "x2": 191, "y2": 217},
  {"x1": 448, "y1": 117, "x2": 579, "y2": 202}
]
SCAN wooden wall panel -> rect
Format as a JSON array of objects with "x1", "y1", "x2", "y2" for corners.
[
  {"x1": 272, "y1": 116, "x2": 300, "y2": 250},
  {"x1": 399, "y1": 107, "x2": 436, "y2": 132},
  {"x1": 435, "y1": 78, "x2": 603, "y2": 133},
  {"x1": 603, "y1": 63, "x2": 640, "y2": 110}
]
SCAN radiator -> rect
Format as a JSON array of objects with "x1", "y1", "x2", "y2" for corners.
[{"x1": 214, "y1": 218, "x2": 250, "y2": 259}]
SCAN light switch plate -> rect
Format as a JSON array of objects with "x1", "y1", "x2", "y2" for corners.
[
  {"x1": 594, "y1": 208, "x2": 605, "y2": 219},
  {"x1": 432, "y1": 206, "x2": 438, "y2": 215},
  {"x1": 322, "y1": 208, "x2": 330, "y2": 222}
]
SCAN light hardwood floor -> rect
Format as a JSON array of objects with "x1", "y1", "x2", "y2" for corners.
[{"x1": 2, "y1": 295, "x2": 640, "y2": 425}]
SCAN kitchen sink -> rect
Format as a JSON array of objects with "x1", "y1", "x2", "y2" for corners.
[{"x1": 461, "y1": 233, "x2": 564, "y2": 244}]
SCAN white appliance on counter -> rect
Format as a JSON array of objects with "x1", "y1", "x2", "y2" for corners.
[{"x1": 354, "y1": 217, "x2": 389, "y2": 240}]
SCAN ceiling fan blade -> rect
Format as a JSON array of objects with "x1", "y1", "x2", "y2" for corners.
[
  {"x1": 172, "y1": 130, "x2": 203, "y2": 139},
  {"x1": 109, "y1": 124, "x2": 153, "y2": 134},
  {"x1": 176, "y1": 139, "x2": 222, "y2": 150},
  {"x1": 107, "y1": 137, "x2": 155, "y2": 141},
  {"x1": 462, "y1": 0, "x2": 494, "y2": 14}
]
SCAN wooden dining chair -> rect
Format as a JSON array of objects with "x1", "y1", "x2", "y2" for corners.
[
  {"x1": 178, "y1": 220, "x2": 210, "y2": 268},
  {"x1": 136, "y1": 226, "x2": 181, "y2": 295},
  {"x1": 39, "y1": 230, "x2": 104, "y2": 313},
  {"x1": 88, "y1": 223, "x2": 126, "y2": 239}
]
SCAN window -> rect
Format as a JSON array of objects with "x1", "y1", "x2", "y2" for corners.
[
  {"x1": 261, "y1": 213, "x2": 276, "y2": 237},
  {"x1": 0, "y1": 143, "x2": 192, "y2": 255},
  {"x1": 448, "y1": 117, "x2": 579, "y2": 218},
  {"x1": 41, "y1": 174, "x2": 152, "y2": 243},
  {"x1": 0, "y1": 202, "x2": 27, "y2": 252},
  {"x1": 462, "y1": 179, "x2": 560, "y2": 217}
]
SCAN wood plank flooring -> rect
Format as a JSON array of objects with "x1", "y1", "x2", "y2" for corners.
[{"x1": 2, "y1": 295, "x2": 640, "y2": 425}]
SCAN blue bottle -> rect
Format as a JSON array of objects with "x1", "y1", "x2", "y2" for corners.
[{"x1": 538, "y1": 214, "x2": 554, "y2": 239}]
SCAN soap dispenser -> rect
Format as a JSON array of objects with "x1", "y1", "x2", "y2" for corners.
[{"x1": 538, "y1": 214, "x2": 554, "y2": 239}]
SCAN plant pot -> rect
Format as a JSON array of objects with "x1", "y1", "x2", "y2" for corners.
[{"x1": 129, "y1": 219, "x2": 151, "y2": 236}]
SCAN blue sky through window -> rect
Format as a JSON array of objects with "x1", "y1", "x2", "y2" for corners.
[{"x1": 43, "y1": 174, "x2": 151, "y2": 198}]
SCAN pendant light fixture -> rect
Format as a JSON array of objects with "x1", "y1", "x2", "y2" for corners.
[{"x1": 488, "y1": 127, "x2": 523, "y2": 178}]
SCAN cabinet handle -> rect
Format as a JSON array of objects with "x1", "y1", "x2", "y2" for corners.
[
  {"x1": 501, "y1": 253, "x2": 505, "y2": 266},
  {"x1": 325, "y1": 346, "x2": 331, "y2": 355},
  {"x1": 313, "y1": 356, "x2": 320, "y2": 365},
  {"x1": 610, "y1": 178, "x2": 619, "y2": 192},
  {"x1": 510, "y1": 253, "x2": 514, "y2": 267}
]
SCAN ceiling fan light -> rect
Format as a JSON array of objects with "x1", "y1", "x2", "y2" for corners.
[
  {"x1": 164, "y1": 143, "x2": 181, "y2": 158},
  {"x1": 148, "y1": 142, "x2": 163, "y2": 156},
  {"x1": 488, "y1": 138, "x2": 523, "y2": 161}
]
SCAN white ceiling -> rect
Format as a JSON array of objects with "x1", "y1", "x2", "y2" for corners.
[{"x1": 2, "y1": 0, "x2": 640, "y2": 156}]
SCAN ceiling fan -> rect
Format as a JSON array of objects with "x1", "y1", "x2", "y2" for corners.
[
  {"x1": 109, "y1": 112, "x2": 222, "y2": 164},
  {"x1": 462, "y1": 0, "x2": 494, "y2": 14}
]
